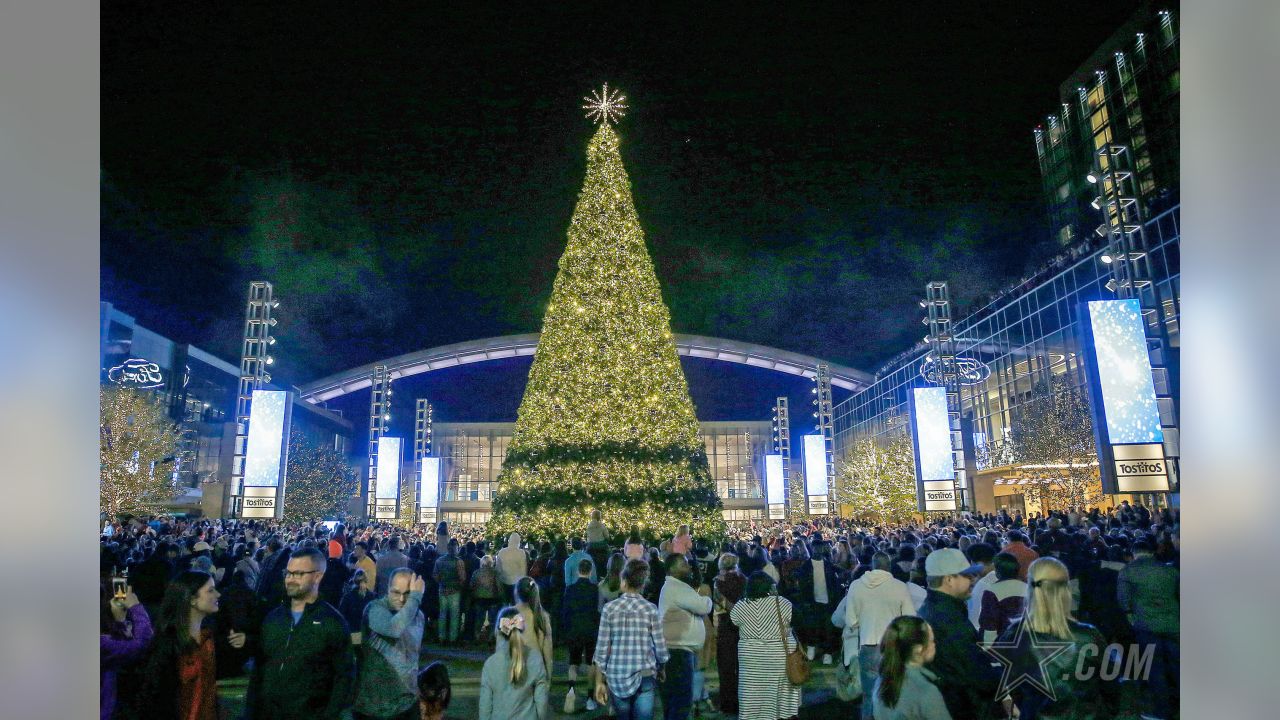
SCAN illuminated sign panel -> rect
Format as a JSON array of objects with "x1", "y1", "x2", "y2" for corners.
[
  {"x1": 911, "y1": 387, "x2": 957, "y2": 512},
  {"x1": 802, "y1": 435, "x2": 828, "y2": 496},
  {"x1": 803, "y1": 434, "x2": 830, "y2": 514},
  {"x1": 1084, "y1": 299, "x2": 1170, "y2": 493},
  {"x1": 240, "y1": 389, "x2": 293, "y2": 519},
  {"x1": 376, "y1": 437, "x2": 402, "y2": 500},
  {"x1": 1087, "y1": 300, "x2": 1164, "y2": 445},
  {"x1": 418, "y1": 456, "x2": 440, "y2": 524},
  {"x1": 765, "y1": 453, "x2": 786, "y2": 519},
  {"x1": 764, "y1": 454, "x2": 785, "y2": 505},
  {"x1": 243, "y1": 390, "x2": 289, "y2": 488}
]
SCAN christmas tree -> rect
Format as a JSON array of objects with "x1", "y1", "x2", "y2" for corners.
[
  {"x1": 100, "y1": 385, "x2": 182, "y2": 518},
  {"x1": 487, "y1": 87, "x2": 725, "y2": 542}
]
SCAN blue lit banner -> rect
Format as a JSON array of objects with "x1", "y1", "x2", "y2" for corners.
[
  {"x1": 1086, "y1": 300, "x2": 1164, "y2": 444},
  {"x1": 1084, "y1": 299, "x2": 1170, "y2": 493},
  {"x1": 765, "y1": 454, "x2": 786, "y2": 519},
  {"x1": 764, "y1": 454, "x2": 785, "y2": 505},
  {"x1": 375, "y1": 437, "x2": 402, "y2": 519},
  {"x1": 418, "y1": 456, "x2": 441, "y2": 524},
  {"x1": 803, "y1": 434, "x2": 830, "y2": 514},
  {"x1": 910, "y1": 386, "x2": 958, "y2": 512},
  {"x1": 241, "y1": 390, "x2": 293, "y2": 519}
]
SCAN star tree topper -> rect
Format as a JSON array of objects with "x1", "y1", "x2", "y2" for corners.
[{"x1": 583, "y1": 83, "x2": 628, "y2": 124}]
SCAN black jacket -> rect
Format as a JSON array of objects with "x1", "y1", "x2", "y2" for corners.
[
  {"x1": 245, "y1": 598, "x2": 355, "y2": 720},
  {"x1": 997, "y1": 619, "x2": 1113, "y2": 720},
  {"x1": 919, "y1": 588, "x2": 1001, "y2": 720},
  {"x1": 560, "y1": 578, "x2": 601, "y2": 642}
]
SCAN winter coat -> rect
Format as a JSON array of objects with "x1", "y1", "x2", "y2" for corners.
[
  {"x1": 244, "y1": 598, "x2": 355, "y2": 720},
  {"x1": 1117, "y1": 556, "x2": 1179, "y2": 635},
  {"x1": 997, "y1": 619, "x2": 1111, "y2": 720},
  {"x1": 919, "y1": 589, "x2": 1000, "y2": 720},
  {"x1": 560, "y1": 578, "x2": 602, "y2": 643}
]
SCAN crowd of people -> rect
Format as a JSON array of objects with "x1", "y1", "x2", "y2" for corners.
[{"x1": 100, "y1": 500, "x2": 1179, "y2": 720}]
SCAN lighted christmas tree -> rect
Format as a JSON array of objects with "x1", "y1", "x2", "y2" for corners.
[
  {"x1": 487, "y1": 86, "x2": 725, "y2": 542},
  {"x1": 99, "y1": 385, "x2": 182, "y2": 518}
]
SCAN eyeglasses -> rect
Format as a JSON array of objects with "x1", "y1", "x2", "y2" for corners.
[{"x1": 283, "y1": 570, "x2": 319, "y2": 579}]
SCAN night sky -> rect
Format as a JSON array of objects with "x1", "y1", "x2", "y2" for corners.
[{"x1": 101, "y1": 3, "x2": 1139, "y2": 422}]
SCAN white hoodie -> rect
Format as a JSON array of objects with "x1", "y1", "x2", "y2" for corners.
[
  {"x1": 843, "y1": 569, "x2": 916, "y2": 647},
  {"x1": 496, "y1": 532, "x2": 528, "y2": 586}
]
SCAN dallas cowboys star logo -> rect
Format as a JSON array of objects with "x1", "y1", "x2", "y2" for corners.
[{"x1": 982, "y1": 621, "x2": 1074, "y2": 701}]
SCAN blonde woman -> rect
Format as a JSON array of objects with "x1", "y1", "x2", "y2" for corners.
[
  {"x1": 996, "y1": 557, "x2": 1110, "y2": 720},
  {"x1": 480, "y1": 606, "x2": 550, "y2": 720}
]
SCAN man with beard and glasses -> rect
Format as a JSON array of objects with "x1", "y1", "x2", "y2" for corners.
[{"x1": 245, "y1": 548, "x2": 355, "y2": 720}]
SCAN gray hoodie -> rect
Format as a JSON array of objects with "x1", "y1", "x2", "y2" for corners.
[
  {"x1": 497, "y1": 532, "x2": 528, "y2": 587},
  {"x1": 480, "y1": 633, "x2": 550, "y2": 720}
]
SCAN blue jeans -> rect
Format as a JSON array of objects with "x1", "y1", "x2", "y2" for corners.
[
  {"x1": 659, "y1": 649, "x2": 695, "y2": 720},
  {"x1": 438, "y1": 592, "x2": 460, "y2": 642},
  {"x1": 858, "y1": 644, "x2": 882, "y2": 720},
  {"x1": 612, "y1": 675, "x2": 657, "y2": 720}
]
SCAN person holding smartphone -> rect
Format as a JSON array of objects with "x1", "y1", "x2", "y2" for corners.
[{"x1": 101, "y1": 581, "x2": 153, "y2": 720}]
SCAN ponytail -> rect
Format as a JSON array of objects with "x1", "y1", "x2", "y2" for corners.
[
  {"x1": 515, "y1": 576, "x2": 550, "y2": 642},
  {"x1": 496, "y1": 606, "x2": 526, "y2": 685},
  {"x1": 877, "y1": 616, "x2": 932, "y2": 709}
]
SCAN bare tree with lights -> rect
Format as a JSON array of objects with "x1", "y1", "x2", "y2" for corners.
[
  {"x1": 99, "y1": 385, "x2": 182, "y2": 519},
  {"x1": 833, "y1": 435, "x2": 919, "y2": 526},
  {"x1": 1007, "y1": 374, "x2": 1104, "y2": 512},
  {"x1": 487, "y1": 88, "x2": 725, "y2": 542}
]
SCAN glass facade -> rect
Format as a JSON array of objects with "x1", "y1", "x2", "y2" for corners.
[
  {"x1": 833, "y1": 206, "x2": 1180, "y2": 510},
  {"x1": 431, "y1": 420, "x2": 773, "y2": 524},
  {"x1": 1034, "y1": 6, "x2": 1179, "y2": 250},
  {"x1": 101, "y1": 301, "x2": 359, "y2": 514}
]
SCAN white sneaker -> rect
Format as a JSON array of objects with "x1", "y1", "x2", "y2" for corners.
[
  {"x1": 822, "y1": 653, "x2": 833, "y2": 665},
  {"x1": 586, "y1": 698, "x2": 599, "y2": 711},
  {"x1": 806, "y1": 646, "x2": 815, "y2": 661}
]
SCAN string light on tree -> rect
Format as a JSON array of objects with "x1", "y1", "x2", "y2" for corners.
[{"x1": 487, "y1": 88, "x2": 725, "y2": 543}]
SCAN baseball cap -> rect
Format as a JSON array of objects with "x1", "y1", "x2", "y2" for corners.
[
  {"x1": 193, "y1": 541, "x2": 212, "y2": 553},
  {"x1": 924, "y1": 548, "x2": 984, "y2": 577}
]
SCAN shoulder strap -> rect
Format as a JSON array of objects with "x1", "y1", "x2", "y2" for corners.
[{"x1": 773, "y1": 595, "x2": 788, "y2": 650}]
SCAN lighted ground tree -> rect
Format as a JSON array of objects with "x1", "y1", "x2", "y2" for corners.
[
  {"x1": 1009, "y1": 374, "x2": 1104, "y2": 511},
  {"x1": 100, "y1": 385, "x2": 182, "y2": 518},
  {"x1": 834, "y1": 435, "x2": 919, "y2": 525},
  {"x1": 282, "y1": 428, "x2": 358, "y2": 524},
  {"x1": 785, "y1": 469, "x2": 809, "y2": 523},
  {"x1": 487, "y1": 89, "x2": 725, "y2": 542}
]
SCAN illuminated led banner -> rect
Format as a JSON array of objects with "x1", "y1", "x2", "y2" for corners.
[
  {"x1": 802, "y1": 434, "x2": 830, "y2": 515},
  {"x1": 240, "y1": 390, "x2": 293, "y2": 519},
  {"x1": 1083, "y1": 299, "x2": 1170, "y2": 493},
  {"x1": 764, "y1": 454, "x2": 786, "y2": 520},
  {"x1": 375, "y1": 437, "x2": 403, "y2": 519},
  {"x1": 910, "y1": 386, "x2": 958, "y2": 512},
  {"x1": 418, "y1": 456, "x2": 441, "y2": 525}
]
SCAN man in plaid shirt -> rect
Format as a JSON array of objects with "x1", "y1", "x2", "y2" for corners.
[{"x1": 593, "y1": 558, "x2": 669, "y2": 720}]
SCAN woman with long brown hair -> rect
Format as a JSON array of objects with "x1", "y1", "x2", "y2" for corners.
[
  {"x1": 139, "y1": 570, "x2": 245, "y2": 720},
  {"x1": 872, "y1": 616, "x2": 951, "y2": 719}
]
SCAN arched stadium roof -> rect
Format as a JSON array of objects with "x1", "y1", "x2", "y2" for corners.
[{"x1": 295, "y1": 333, "x2": 873, "y2": 403}]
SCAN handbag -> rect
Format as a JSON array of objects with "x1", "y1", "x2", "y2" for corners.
[{"x1": 774, "y1": 595, "x2": 810, "y2": 685}]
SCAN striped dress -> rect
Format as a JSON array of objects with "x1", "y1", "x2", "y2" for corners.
[{"x1": 730, "y1": 595, "x2": 803, "y2": 720}]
